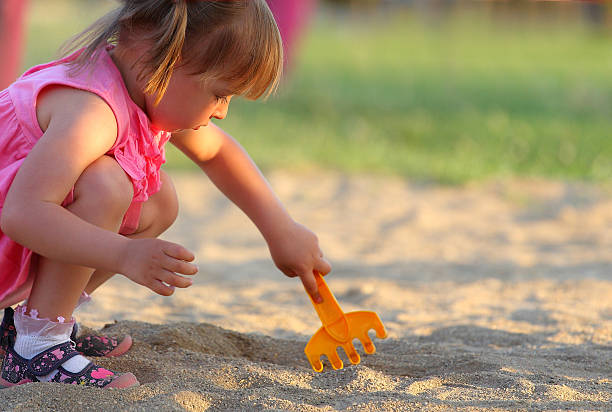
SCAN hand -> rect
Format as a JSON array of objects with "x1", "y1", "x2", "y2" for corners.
[
  {"x1": 267, "y1": 220, "x2": 332, "y2": 303},
  {"x1": 118, "y1": 238, "x2": 198, "y2": 296}
]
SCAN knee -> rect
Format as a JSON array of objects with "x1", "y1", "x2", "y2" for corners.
[
  {"x1": 73, "y1": 156, "x2": 133, "y2": 222},
  {"x1": 141, "y1": 171, "x2": 178, "y2": 236},
  {"x1": 154, "y1": 174, "x2": 179, "y2": 233}
]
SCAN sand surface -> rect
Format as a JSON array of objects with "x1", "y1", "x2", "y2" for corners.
[{"x1": 1, "y1": 171, "x2": 612, "y2": 411}]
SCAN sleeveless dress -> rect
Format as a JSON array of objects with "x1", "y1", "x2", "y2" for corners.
[{"x1": 0, "y1": 46, "x2": 171, "y2": 308}]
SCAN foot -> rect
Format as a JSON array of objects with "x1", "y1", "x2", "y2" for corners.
[
  {"x1": 71, "y1": 323, "x2": 133, "y2": 357},
  {"x1": 1, "y1": 308, "x2": 132, "y2": 358},
  {"x1": 0, "y1": 340, "x2": 138, "y2": 388}
]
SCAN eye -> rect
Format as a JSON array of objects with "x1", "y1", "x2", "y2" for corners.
[{"x1": 215, "y1": 95, "x2": 229, "y2": 104}]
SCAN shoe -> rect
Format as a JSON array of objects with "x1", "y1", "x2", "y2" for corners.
[
  {"x1": 1, "y1": 308, "x2": 132, "y2": 358},
  {"x1": 0, "y1": 308, "x2": 16, "y2": 359},
  {"x1": 71, "y1": 323, "x2": 133, "y2": 357},
  {"x1": 0, "y1": 340, "x2": 138, "y2": 388}
]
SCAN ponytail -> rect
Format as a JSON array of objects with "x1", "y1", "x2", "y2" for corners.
[
  {"x1": 62, "y1": 0, "x2": 189, "y2": 104},
  {"x1": 60, "y1": 8, "x2": 122, "y2": 72},
  {"x1": 143, "y1": 0, "x2": 188, "y2": 104}
]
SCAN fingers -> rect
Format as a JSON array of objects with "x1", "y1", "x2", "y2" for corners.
[
  {"x1": 296, "y1": 255, "x2": 332, "y2": 304},
  {"x1": 160, "y1": 270, "x2": 193, "y2": 289},
  {"x1": 162, "y1": 254, "x2": 198, "y2": 276},
  {"x1": 150, "y1": 271, "x2": 193, "y2": 296},
  {"x1": 152, "y1": 255, "x2": 196, "y2": 296},
  {"x1": 315, "y1": 256, "x2": 332, "y2": 276},
  {"x1": 163, "y1": 242, "x2": 195, "y2": 262},
  {"x1": 151, "y1": 279, "x2": 175, "y2": 296},
  {"x1": 300, "y1": 271, "x2": 323, "y2": 304},
  {"x1": 156, "y1": 243, "x2": 197, "y2": 295}
]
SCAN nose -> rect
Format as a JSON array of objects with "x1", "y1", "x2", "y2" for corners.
[
  {"x1": 212, "y1": 110, "x2": 226, "y2": 120},
  {"x1": 212, "y1": 97, "x2": 231, "y2": 120}
]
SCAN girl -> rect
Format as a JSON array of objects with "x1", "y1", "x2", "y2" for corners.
[{"x1": 0, "y1": 0, "x2": 331, "y2": 388}]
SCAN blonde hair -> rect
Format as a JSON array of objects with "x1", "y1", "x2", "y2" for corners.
[{"x1": 63, "y1": 0, "x2": 283, "y2": 104}]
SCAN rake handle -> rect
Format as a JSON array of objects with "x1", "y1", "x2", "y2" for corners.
[{"x1": 308, "y1": 272, "x2": 350, "y2": 342}]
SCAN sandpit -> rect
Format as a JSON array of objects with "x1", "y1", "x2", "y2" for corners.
[{"x1": 1, "y1": 171, "x2": 611, "y2": 411}]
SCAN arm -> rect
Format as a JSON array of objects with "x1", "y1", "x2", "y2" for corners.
[
  {"x1": 171, "y1": 124, "x2": 331, "y2": 301},
  {"x1": 1, "y1": 87, "x2": 196, "y2": 294},
  {"x1": 1, "y1": 87, "x2": 127, "y2": 272}
]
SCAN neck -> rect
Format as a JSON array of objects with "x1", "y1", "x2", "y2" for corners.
[{"x1": 108, "y1": 44, "x2": 148, "y2": 114}]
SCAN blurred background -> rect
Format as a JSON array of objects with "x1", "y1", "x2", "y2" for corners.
[{"x1": 4, "y1": 0, "x2": 612, "y2": 184}]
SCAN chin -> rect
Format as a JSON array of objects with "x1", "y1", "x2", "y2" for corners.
[
  {"x1": 151, "y1": 120, "x2": 180, "y2": 133},
  {"x1": 147, "y1": 113, "x2": 178, "y2": 133}
]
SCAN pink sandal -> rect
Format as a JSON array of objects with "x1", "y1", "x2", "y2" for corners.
[
  {"x1": 0, "y1": 340, "x2": 138, "y2": 388},
  {"x1": 71, "y1": 322, "x2": 132, "y2": 357},
  {"x1": 1, "y1": 307, "x2": 132, "y2": 358}
]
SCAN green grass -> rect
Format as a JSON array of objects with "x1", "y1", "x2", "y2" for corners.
[
  {"x1": 24, "y1": 2, "x2": 612, "y2": 183},
  {"x1": 23, "y1": 0, "x2": 117, "y2": 67}
]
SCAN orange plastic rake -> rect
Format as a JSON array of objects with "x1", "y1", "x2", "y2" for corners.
[{"x1": 304, "y1": 272, "x2": 387, "y2": 372}]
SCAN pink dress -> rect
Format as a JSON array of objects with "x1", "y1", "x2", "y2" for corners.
[{"x1": 0, "y1": 46, "x2": 171, "y2": 308}]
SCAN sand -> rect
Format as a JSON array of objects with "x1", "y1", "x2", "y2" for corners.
[{"x1": 1, "y1": 170, "x2": 612, "y2": 411}]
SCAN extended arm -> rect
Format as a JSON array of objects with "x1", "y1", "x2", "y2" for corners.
[{"x1": 171, "y1": 124, "x2": 331, "y2": 301}]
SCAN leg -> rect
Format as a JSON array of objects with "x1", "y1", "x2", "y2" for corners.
[
  {"x1": 84, "y1": 169, "x2": 179, "y2": 294},
  {"x1": 26, "y1": 156, "x2": 133, "y2": 320},
  {"x1": 4, "y1": 156, "x2": 138, "y2": 388}
]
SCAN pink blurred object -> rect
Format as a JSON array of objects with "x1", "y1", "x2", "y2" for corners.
[
  {"x1": 0, "y1": 0, "x2": 312, "y2": 88},
  {"x1": 0, "y1": 0, "x2": 28, "y2": 90},
  {"x1": 267, "y1": 0, "x2": 317, "y2": 71}
]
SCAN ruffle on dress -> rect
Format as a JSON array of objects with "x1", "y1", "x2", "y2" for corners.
[{"x1": 112, "y1": 108, "x2": 171, "y2": 203}]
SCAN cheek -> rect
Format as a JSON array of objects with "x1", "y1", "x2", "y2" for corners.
[
  {"x1": 144, "y1": 78, "x2": 193, "y2": 130},
  {"x1": 145, "y1": 102, "x2": 177, "y2": 132},
  {"x1": 146, "y1": 99, "x2": 203, "y2": 132}
]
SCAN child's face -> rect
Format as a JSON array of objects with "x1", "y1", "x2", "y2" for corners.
[{"x1": 146, "y1": 65, "x2": 234, "y2": 132}]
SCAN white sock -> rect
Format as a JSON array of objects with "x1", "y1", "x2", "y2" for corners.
[{"x1": 14, "y1": 306, "x2": 91, "y2": 381}]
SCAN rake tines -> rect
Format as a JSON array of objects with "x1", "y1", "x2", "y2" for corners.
[{"x1": 304, "y1": 273, "x2": 387, "y2": 372}]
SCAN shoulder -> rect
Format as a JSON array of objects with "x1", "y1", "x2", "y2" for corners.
[{"x1": 36, "y1": 85, "x2": 118, "y2": 151}]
